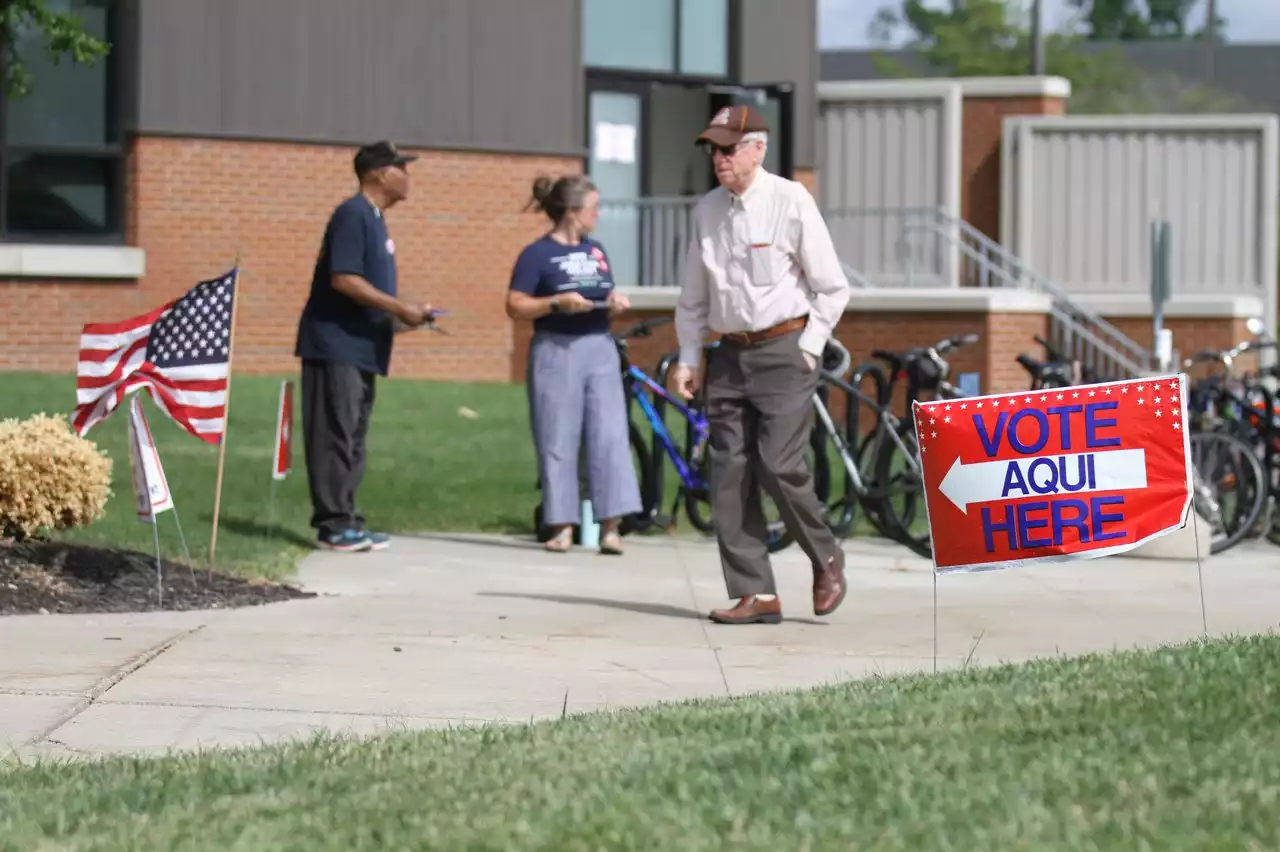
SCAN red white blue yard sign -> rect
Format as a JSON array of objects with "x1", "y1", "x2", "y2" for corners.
[{"x1": 911, "y1": 374, "x2": 1195, "y2": 574}]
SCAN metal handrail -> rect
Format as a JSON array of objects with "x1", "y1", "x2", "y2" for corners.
[{"x1": 882, "y1": 207, "x2": 1154, "y2": 378}]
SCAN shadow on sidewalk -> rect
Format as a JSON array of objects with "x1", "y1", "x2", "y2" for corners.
[
  {"x1": 477, "y1": 591, "x2": 828, "y2": 626},
  {"x1": 398, "y1": 532, "x2": 541, "y2": 551}
]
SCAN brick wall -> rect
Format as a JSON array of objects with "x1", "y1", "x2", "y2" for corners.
[
  {"x1": 0, "y1": 136, "x2": 581, "y2": 380},
  {"x1": 961, "y1": 95, "x2": 1065, "y2": 244},
  {"x1": 1106, "y1": 315, "x2": 1262, "y2": 376}
]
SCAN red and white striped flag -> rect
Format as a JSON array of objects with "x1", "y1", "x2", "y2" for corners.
[{"x1": 73, "y1": 269, "x2": 237, "y2": 445}]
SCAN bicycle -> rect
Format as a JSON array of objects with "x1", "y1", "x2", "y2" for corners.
[
  {"x1": 645, "y1": 337, "x2": 834, "y2": 537},
  {"x1": 612, "y1": 317, "x2": 793, "y2": 553},
  {"x1": 1015, "y1": 334, "x2": 1094, "y2": 390},
  {"x1": 803, "y1": 334, "x2": 979, "y2": 559},
  {"x1": 1182, "y1": 321, "x2": 1277, "y2": 552},
  {"x1": 863, "y1": 333, "x2": 978, "y2": 420}
]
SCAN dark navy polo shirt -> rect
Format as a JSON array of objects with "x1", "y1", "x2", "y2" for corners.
[
  {"x1": 509, "y1": 235, "x2": 616, "y2": 336},
  {"x1": 295, "y1": 193, "x2": 398, "y2": 376}
]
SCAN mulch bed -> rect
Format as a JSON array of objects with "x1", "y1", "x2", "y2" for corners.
[{"x1": 0, "y1": 538, "x2": 316, "y2": 616}]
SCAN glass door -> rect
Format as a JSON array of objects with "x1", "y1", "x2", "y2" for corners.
[{"x1": 586, "y1": 84, "x2": 646, "y2": 289}]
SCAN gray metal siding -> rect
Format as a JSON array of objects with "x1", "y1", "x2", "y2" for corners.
[
  {"x1": 737, "y1": 0, "x2": 816, "y2": 169},
  {"x1": 136, "y1": 0, "x2": 583, "y2": 155},
  {"x1": 817, "y1": 92, "x2": 959, "y2": 286},
  {"x1": 1007, "y1": 118, "x2": 1276, "y2": 300}
]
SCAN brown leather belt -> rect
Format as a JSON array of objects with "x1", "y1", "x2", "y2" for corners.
[{"x1": 719, "y1": 315, "x2": 808, "y2": 347}]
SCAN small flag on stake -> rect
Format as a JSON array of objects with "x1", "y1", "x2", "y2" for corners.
[
  {"x1": 127, "y1": 394, "x2": 173, "y2": 524},
  {"x1": 273, "y1": 379, "x2": 294, "y2": 481}
]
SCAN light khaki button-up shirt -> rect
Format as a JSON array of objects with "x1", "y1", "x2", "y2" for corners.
[{"x1": 675, "y1": 168, "x2": 850, "y2": 367}]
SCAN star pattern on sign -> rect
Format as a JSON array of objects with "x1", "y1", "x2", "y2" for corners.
[
  {"x1": 912, "y1": 376, "x2": 1189, "y2": 450},
  {"x1": 1130, "y1": 378, "x2": 1185, "y2": 431},
  {"x1": 145, "y1": 272, "x2": 236, "y2": 368}
]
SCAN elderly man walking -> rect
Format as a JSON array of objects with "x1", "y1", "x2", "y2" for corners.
[{"x1": 670, "y1": 105, "x2": 852, "y2": 625}]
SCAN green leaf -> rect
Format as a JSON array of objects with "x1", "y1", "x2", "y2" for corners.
[
  {"x1": 867, "y1": 0, "x2": 1242, "y2": 114},
  {"x1": 0, "y1": 0, "x2": 111, "y2": 99}
]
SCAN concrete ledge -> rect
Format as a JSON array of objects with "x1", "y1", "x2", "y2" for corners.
[
  {"x1": 818, "y1": 76, "x2": 1071, "y2": 102},
  {"x1": 818, "y1": 79, "x2": 959, "y2": 102},
  {"x1": 958, "y1": 76, "x2": 1072, "y2": 99},
  {"x1": 1076, "y1": 293, "x2": 1265, "y2": 319},
  {"x1": 0, "y1": 244, "x2": 146, "y2": 279},
  {"x1": 619, "y1": 286, "x2": 1053, "y2": 314}
]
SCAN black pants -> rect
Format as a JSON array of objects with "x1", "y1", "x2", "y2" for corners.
[{"x1": 301, "y1": 358, "x2": 376, "y2": 536}]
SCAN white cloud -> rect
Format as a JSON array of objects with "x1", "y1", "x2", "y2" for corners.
[{"x1": 819, "y1": 0, "x2": 1280, "y2": 49}]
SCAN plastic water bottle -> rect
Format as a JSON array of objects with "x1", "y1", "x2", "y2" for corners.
[{"x1": 580, "y1": 498, "x2": 600, "y2": 548}]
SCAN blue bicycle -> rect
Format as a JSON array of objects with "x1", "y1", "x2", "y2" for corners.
[{"x1": 613, "y1": 316, "x2": 791, "y2": 552}]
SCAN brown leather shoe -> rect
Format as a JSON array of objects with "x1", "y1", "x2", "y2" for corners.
[
  {"x1": 813, "y1": 549, "x2": 848, "y2": 616},
  {"x1": 708, "y1": 595, "x2": 783, "y2": 625}
]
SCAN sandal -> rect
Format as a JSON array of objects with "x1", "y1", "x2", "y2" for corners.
[
  {"x1": 544, "y1": 527, "x2": 573, "y2": 553},
  {"x1": 599, "y1": 530, "x2": 623, "y2": 555}
]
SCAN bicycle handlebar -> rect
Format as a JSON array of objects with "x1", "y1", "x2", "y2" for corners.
[
  {"x1": 615, "y1": 315, "x2": 673, "y2": 342},
  {"x1": 872, "y1": 332, "x2": 981, "y2": 369},
  {"x1": 934, "y1": 332, "x2": 981, "y2": 356},
  {"x1": 1183, "y1": 337, "x2": 1278, "y2": 369}
]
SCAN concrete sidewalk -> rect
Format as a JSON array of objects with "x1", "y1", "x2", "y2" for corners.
[{"x1": 2, "y1": 532, "x2": 1277, "y2": 761}]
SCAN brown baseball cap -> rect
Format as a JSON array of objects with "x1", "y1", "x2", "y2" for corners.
[{"x1": 695, "y1": 105, "x2": 770, "y2": 147}]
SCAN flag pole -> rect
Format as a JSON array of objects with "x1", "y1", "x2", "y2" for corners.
[{"x1": 208, "y1": 256, "x2": 241, "y2": 570}]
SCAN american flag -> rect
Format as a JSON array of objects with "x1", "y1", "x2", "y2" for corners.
[{"x1": 73, "y1": 269, "x2": 238, "y2": 445}]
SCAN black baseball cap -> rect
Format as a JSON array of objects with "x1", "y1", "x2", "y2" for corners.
[{"x1": 354, "y1": 141, "x2": 418, "y2": 176}]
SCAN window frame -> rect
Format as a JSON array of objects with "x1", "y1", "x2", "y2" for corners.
[
  {"x1": 581, "y1": 0, "x2": 736, "y2": 80},
  {"x1": 0, "y1": 0, "x2": 127, "y2": 246}
]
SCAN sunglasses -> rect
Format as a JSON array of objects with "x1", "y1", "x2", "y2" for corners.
[{"x1": 702, "y1": 142, "x2": 747, "y2": 157}]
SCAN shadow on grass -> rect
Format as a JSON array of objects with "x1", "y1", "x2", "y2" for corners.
[
  {"x1": 208, "y1": 515, "x2": 315, "y2": 549},
  {"x1": 477, "y1": 591, "x2": 829, "y2": 626}
]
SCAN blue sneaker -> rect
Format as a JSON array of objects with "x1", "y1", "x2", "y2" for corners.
[
  {"x1": 318, "y1": 528, "x2": 373, "y2": 552},
  {"x1": 364, "y1": 531, "x2": 391, "y2": 551}
]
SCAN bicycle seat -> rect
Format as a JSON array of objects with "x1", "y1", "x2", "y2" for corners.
[{"x1": 1016, "y1": 353, "x2": 1045, "y2": 376}]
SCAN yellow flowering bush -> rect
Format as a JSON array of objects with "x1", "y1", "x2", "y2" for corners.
[{"x1": 0, "y1": 413, "x2": 113, "y2": 541}]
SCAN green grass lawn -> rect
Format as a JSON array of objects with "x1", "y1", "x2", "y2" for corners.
[
  {"x1": 2, "y1": 369, "x2": 897, "y2": 580},
  {"x1": 2, "y1": 633, "x2": 1279, "y2": 849},
  {"x1": 1, "y1": 371, "x2": 541, "y2": 578}
]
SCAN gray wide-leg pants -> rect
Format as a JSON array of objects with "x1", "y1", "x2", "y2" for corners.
[{"x1": 529, "y1": 330, "x2": 642, "y2": 526}]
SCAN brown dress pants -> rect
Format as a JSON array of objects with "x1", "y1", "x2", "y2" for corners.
[{"x1": 704, "y1": 327, "x2": 841, "y2": 598}]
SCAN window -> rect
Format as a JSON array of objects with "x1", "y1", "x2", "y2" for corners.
[
  {"x1": 678, "y1": 0, "x2": 728, "y2": 77},
  {"x1": 582, "y1": 0, "x2": 729, "y2": 78},
  {"x1": 0, "y1": 0, "x2": 122, "y2": 242}
]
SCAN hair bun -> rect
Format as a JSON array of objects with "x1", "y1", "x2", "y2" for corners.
[{"x1": 530, "y1": 175, "x2": 555, "y2": 209}]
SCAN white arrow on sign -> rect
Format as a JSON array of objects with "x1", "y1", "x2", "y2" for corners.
[{"x1": 939, "y1": 448, "x2": 1148, "y2": 514}]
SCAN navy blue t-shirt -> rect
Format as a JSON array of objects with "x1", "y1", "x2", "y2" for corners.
[
  {"x1": 509, "y1": 235, "x2": 615, "y2": 335},
  {"x1": 295, "y1": 194, "x2": 398, "y2": 376}
]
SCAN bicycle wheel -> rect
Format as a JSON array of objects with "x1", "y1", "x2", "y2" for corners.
[
  {"x1": 847, "y1": 424, "x2": 895, "y2": 539},
  {"x1": 1190, "y1": 427, "x2": 1268, "y2": 554},
  {"x1": 619, "y1": 420, "x2": 658, "y2": 536},
  {"x1": 872, "y1": 420, "x2": 932, "y2": 558}
]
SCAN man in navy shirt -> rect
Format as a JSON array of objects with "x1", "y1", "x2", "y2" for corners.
[{"x1": 295, "y1": 140, "x2": 432, "y2": 552}]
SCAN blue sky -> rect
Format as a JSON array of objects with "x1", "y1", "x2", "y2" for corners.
[{"x1": 818, "y1": 0, "x2": 1280, "y2": 49}]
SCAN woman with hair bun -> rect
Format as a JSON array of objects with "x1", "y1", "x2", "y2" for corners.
[{"x1": 506, "y1": 174, "x2": 642, "y2": 554}]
